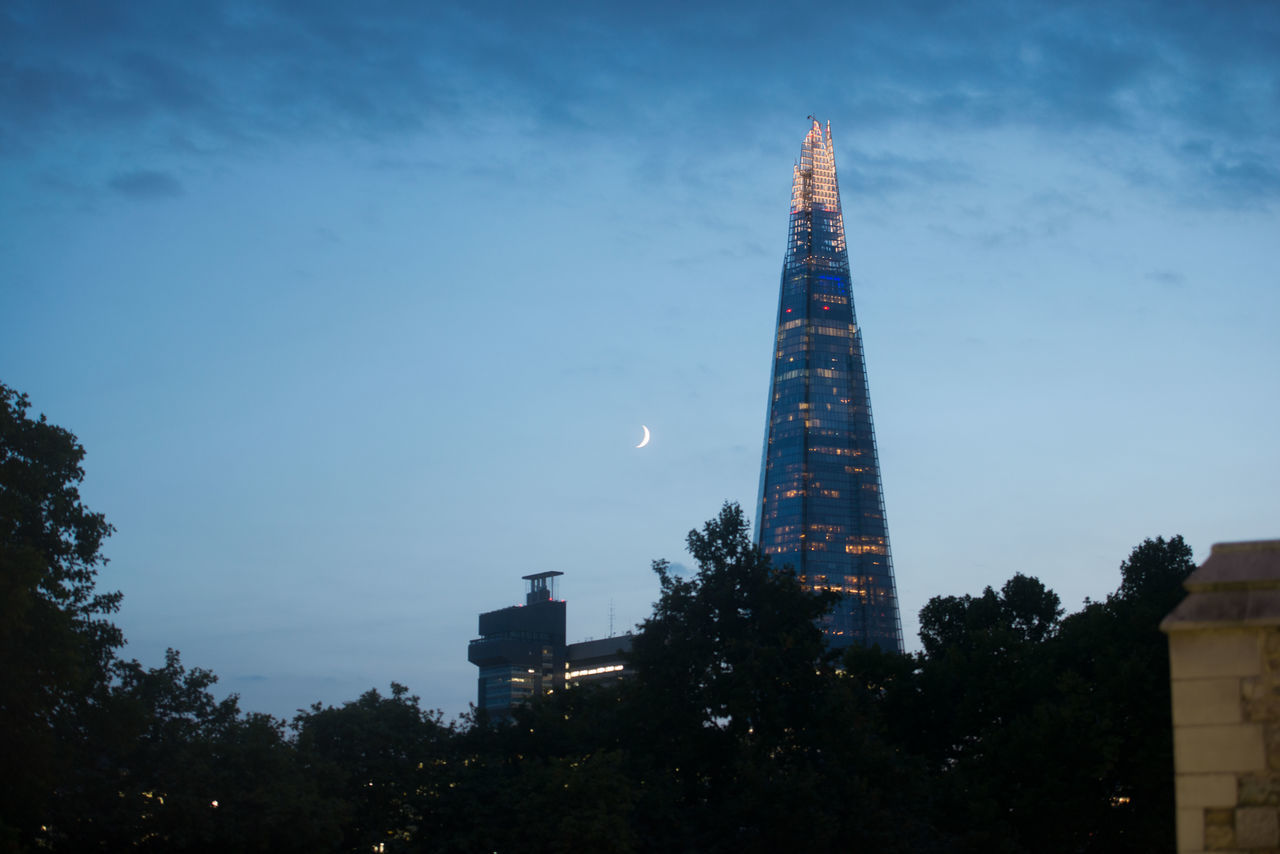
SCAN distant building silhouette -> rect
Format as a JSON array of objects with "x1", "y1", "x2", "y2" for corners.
[
  {"x1": 466, "y1": 572, "x2": 631, "y2": 717},
  {"x1": 755, "y1": 119, "x2": 904, "y2": 653}
]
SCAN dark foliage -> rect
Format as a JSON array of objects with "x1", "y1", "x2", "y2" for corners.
[
  {"x1": 292, "y1": 684, "x2": 452, "y2": 852},
  {"x1": 1, "y1": 382, "x2": 1199, "y2": 852},
  {"x1": 1, "y1": 386, "x2": 335, "y2": 852},
  {"x1": 0, "y1": 384, "x2": 122, "y2": 846},
  {"x1": 844, "y1": 537, "x2": 1196, "y2": 853}
]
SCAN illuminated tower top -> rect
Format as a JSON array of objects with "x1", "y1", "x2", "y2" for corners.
[
  {"x1": 755, "y1": 118, "x2": 903, "y2": 653},
  {"x1": 792, "y1": 119, "x2": 842, "y2": 218}
]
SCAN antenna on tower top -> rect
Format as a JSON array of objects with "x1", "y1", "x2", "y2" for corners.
[{"x1": 609, "y1": 599, "x2": 615, "y2": 638}]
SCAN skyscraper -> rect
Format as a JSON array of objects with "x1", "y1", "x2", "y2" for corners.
[{"x1": 755, "y1": 119, "x2": 903, "y2": 653}]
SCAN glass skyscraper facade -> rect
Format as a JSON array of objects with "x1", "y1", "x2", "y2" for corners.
[{"x1": 755, "y1": 119, "x2": 903, "y2": 653}]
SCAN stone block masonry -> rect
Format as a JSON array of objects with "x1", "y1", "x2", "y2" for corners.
[{"x1": 1163, "y1": 540, "x2": 1280, "y2": 853}]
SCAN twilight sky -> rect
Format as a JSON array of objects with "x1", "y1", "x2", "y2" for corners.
[{"x1": 2, "y1": 0, "x2": 1277, "y2": 721}]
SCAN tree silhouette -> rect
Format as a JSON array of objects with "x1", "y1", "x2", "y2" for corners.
[{"x1": 0, "y1": 383, "x2": 122, "y2": 845}]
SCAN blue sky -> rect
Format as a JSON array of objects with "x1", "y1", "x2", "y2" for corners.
[{"x1": 3, "y1": 0, "x2": 1277, "y2": 720}]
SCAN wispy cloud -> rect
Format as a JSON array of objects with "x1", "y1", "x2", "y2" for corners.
[
  {"x1": 1, "y1": 0, "x2": 1276, "y2": 207},
  {"x1": 108, "y1": 168, "x2": 183, "y2": 198},
  {"x1": 839, "y1": 149, "x2": 970, "y2": 197},
  {"x1": 1145, "y1": 270, "x2": 1187, "y2": 288}
]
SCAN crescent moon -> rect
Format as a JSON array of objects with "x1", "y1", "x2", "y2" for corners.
[{"x1": 635, "y1": 425, "x2": 651, "y2": 448}]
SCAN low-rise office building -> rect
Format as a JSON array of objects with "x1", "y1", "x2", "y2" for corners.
[{"x1": 467, "y1": 572, "x2": 631, "y2": 717}]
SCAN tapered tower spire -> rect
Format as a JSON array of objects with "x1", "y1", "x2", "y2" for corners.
[{"x1": 755, "y1": 119, "x2": 903, "y2": 652}]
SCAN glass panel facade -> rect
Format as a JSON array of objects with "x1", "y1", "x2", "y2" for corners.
[
  {"x1": 478, "y1": 663, "x2": 537, "y2": 711},
  {"x1": 755, "y1": 120, "x2": 903, "y2": 653}
]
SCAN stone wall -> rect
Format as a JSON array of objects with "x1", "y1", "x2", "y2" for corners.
[{"x1": 1163, "y1": 540, "x2": 1280, "y2": 853}]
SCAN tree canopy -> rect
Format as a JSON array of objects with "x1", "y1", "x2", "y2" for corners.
[
  {"x1": 0, "y1": 382, "x2": 1200, "y2": 852},
  {"x1": 1, "y1": 384, "x2": 123, "y2": 843}
]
